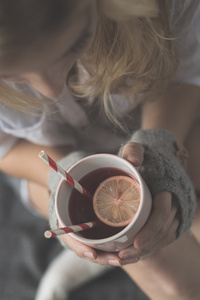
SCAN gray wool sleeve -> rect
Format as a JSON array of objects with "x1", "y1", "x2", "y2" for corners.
[
  {"x1": 119, "y1": 128, "x2": 197, "y2": 238},
  {"x1": 48, "y1": 151, "x2": 87, "y2": 246}
]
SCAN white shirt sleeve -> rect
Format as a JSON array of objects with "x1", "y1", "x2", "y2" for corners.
[
  {"x1": 0, "y1": 129, "x2": 19, "y2": 160},
  {"x1": 170, "y1": 0, "x2": 200, "y2": 86},
  {"x1": 0, "y1": 83, "x2": 86, "y2": 160}
]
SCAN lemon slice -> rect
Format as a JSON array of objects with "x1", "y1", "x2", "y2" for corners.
[{"x1": 93, "y1": 176, "x2": 140, "y2": 227}]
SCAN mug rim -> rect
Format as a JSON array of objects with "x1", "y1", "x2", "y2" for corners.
[{"x1": 55, "y1": 153, "x2": 146, "y2": 245}]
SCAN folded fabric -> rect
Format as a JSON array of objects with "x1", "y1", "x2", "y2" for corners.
[{"x1": 118, "y1": 128, "x2": 196, "y2": 238}]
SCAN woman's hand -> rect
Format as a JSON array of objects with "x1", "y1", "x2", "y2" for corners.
[
  {"x1": 119, "y1": 142, "x2": 180, "y2": 264},
  {"x1": 60, "y1": 229, "x2": 124, "y2": 267}
]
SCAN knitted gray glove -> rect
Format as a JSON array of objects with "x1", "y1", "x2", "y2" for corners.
[
  {"x1": 119, "y1": 128, "x2": 196, "y2": 238},
  {"x1": 48, "y1": 151, "x2": 87, "y2": 242}
]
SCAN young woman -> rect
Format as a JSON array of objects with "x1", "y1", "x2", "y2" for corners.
[{"x1": 0, "y1": 1, "x2": 200, "y2": 299}]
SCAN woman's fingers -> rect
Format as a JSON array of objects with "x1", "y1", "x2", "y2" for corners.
[
  {"x1": 61, "y1": 234, "x2": 122, "y2": 266},
  {"x1": 119, "y1": 192, "x2": 179, "y2": 261},
  {"x1": 122, "y1": 142, "x2": 144, "y2": 166},
  {"x1": 61, "y1": 233, "x2": 97, "y2": 260},
  {"x1": 120, "y1": 218, "x2": 179, "y2": 265},
  {"x1": 133, "y1": 192, "x2": 173, "y2": 249}
]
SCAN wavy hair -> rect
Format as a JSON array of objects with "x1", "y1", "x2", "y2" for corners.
[{"x1": 68, "y1": 0, "x2": 178, "y2": 125}]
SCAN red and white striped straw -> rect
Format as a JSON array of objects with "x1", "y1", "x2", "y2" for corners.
[
  {"x1": 44, "y1": 220, "x2": 98, "y2": 238},
  {"x1": 39, "y1": 150, "x2": 92, "y2": 200}
]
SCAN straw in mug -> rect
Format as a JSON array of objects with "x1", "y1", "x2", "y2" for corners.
[
  {"x1": 39, "y1": 150, "x2": 92, "y2": 200},
  {"x1": 44, "y1": 220, "x2": 99, "y2": 238}
]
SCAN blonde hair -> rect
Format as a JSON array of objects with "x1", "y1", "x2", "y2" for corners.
[
  {"x1": 0, "y1": 0, "x2": 179, "y2": 123},
  {"x1": 68, "y1": 0, "x2": 178, "y2": 126}
]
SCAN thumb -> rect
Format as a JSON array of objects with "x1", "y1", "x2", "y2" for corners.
[{"x1": 122, "y1": 142, "x2": 144, "y2": 167}]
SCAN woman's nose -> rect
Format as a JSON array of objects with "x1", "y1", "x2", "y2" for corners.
[{"x1": 27, "y1": 72, "x2": 66, "y2": 99}]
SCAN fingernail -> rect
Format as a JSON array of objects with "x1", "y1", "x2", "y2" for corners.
[
  {"x1": 84, "y1": 252, "x2": 94, "y2": 260},
  {"x1": 127, "y1": 154, "x2": 136, "y2": 163},
  {"x1": 122, "y1": 257, "x2": 140, "y2": 265},
  {"x1": 136, "y1": 239, "x2": 146, "y2": 248},
  {"x1": 108, "y1": 259, "x2": 121, "y2": 267},
  {"x1": 127, "y1": 153, "x2": 141, "y2": 164},
  {"x1": 119, "y1": 252, "x2": 132, "y2": 260}
]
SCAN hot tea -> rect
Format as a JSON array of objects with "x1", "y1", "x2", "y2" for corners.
[{"x1": 68, "y1": 167, "x2": 140, "y2": 239}]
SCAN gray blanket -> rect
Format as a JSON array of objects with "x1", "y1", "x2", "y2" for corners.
[{"x1": 0, "y1": 172, "x2": 149, "y2": 300}]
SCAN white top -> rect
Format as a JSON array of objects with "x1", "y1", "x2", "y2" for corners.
[
  {"x1": 170, "y1": 0, "x2": 200, "y2": 86},
  {"x1": 0, "y1": 0, "x2": 200, "y2": 160},
  {"x1": 0, "y1": 82, "x2": 135, "y2": 159}
]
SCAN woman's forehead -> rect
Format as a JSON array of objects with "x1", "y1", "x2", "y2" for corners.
[
  {"x1": 0, "y1": 1, "x2": 90, "y2": 39},
  {"x1": 0, "y1": 1, "x2": 91, "y2": 71}
]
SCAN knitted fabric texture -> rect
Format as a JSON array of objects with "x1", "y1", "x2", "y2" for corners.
[
  {"x1": 48, "y1": 151, "x2": 87, "y2": 245},
  {"x1": 119, "y1": 129, "x2": 196, "y2": 238}
]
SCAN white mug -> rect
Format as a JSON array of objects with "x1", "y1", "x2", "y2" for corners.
[{"x1": 55, "y1": 154, "x2": 152, "y2": 252}]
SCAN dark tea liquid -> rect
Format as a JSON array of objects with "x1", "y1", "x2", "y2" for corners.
[{"x1": 69, "y1": 167, "x2": 134, "y2": 239}]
